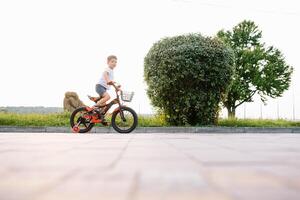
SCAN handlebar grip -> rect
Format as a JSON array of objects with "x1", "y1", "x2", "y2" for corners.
[{"x1": 107, "y1": 81, "x2": 114, "y2": 85}]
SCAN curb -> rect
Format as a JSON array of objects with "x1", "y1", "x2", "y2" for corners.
[{"x1": 0, "y1": 126, "x2": 300, "y2": 133}]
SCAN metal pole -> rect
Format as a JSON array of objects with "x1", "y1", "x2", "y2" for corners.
[
  {"x1": 292, "y1": 84, "x2": 295, "y2": 120},
  {"x1": 277, "y1": 100, "x2": 279, "y2": 119},
  {"x1": 138, "y1": 103, "x2": 141, "y2": 115},
  {"x1": 260, "y1": 102, "x2": 262, "y2": 119},
  {"x1": 244, "y1": 103, "x2": 246, "y2": 119}
]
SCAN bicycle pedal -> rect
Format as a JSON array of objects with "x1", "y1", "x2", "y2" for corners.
[{"x1": 102, "y1": 121, "x2": 110, "y2": 126}]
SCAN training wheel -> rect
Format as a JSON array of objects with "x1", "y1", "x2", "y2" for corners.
[{"x1": 72, "y1": 125, "x2": 80, "y2": 133}]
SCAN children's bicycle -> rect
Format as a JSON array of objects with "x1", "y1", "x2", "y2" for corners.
[{"x1": 70, "y1": 82, "x2": 138, "y2": 133}]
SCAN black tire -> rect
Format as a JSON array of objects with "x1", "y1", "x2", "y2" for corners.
[
  {"x1": 70, "y1": 107, "x2": 94, "y2": 133},
  {"x1": 111, "y1": 106, "x2": 138, "y2": 133}
]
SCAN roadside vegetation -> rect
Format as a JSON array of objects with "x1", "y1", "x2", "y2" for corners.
[{"x1": 0, "y1": 112, "x2": 299, "y2": 128}]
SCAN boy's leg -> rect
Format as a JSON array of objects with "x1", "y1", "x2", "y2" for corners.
[
  {"x1": 96, "y1": 92, "x2": 110, "y2": 107},
  {"x1": 93, "y1": 92, "x2": 110, "y2": 123}
]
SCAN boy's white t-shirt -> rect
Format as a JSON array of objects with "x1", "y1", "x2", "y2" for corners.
[{"x1": 98, "y1": 67, "x2": 114, "y2": 89}]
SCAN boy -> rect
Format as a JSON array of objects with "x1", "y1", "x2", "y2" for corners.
[{"x1": 93, "y1": 55, "x2": 120, "y2": 117}]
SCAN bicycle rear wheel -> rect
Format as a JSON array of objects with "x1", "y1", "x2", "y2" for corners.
[{"x1": 70, "y1": 107, "x2": 94, "y2": 133}]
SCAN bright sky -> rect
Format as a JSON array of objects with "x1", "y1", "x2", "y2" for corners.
[{"x1": 0, "y1": 0, "x2": 299, "y2": 119}]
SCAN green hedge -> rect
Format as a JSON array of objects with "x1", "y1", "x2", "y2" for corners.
[{"x1": 144, "y1": 33, "x2": 234, "y2": 126}]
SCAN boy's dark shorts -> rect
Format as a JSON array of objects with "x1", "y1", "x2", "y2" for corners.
[{"x1": 95, "y1": 84, "x2": 107, "y2": 97}]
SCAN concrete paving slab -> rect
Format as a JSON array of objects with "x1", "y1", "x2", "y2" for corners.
[{"x1": 0, "y1": 133, "x2": 300, "y2": 200}]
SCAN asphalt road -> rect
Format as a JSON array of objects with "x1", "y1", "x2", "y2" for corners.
[{"x1": 0, "y1": 133, "x2": 300, "y2": 200}]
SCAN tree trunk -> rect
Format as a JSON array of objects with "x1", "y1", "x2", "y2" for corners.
[{"x1": 227, "y1": 106, "x2": 236, "y2": 118}]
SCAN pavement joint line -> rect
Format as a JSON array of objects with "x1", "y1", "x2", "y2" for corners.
[
  {"x1": 255, "y1": 167, "x2": 300, "y2": 191},
  {"x1": 106, "y1": 135, "x2": 134, "y2": 169},
  {"x1": 126, "y1": 171, "x2": 140, "y2": 200},
  {"x1": 161, "y1": 137, "x2": 236, "y2": 200},
  {"x1": 31, "y1": 168, "x2": 80, "y2": 200}
]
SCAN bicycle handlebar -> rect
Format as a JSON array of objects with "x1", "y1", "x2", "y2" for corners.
[{"x1": 108, "y1": 81, "x2": 121, "y2": 91}]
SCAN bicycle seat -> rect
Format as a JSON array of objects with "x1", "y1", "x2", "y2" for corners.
[{"x1": 87, "y1": 95, "x2": 101, "y2": 103}]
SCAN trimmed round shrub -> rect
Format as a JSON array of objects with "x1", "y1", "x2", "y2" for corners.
[{"x1": 144, "y1": 33, "x2": 234, "y2": 125}]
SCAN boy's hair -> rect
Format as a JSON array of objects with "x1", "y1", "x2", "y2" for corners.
[{"x1": 107, "y1": 55, "x2": 117, "y2": 62}]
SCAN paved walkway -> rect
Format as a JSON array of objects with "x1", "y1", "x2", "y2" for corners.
[{"x1": 0, "y1": 133, "x2": 300, "y2": 200}]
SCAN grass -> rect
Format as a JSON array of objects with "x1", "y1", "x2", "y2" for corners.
[
  {"x1": 0, "y1": 112, "x2": 299, "y2": 127},
  {"x1": 218, "y1": 118, "x2": 300, "y2": 127},
  {"x1": 0, "y1": 112, "x2": 70, "y2": 127},
  {"x1": 0, "y1": 112, "x2": 168, "y2": 127}
]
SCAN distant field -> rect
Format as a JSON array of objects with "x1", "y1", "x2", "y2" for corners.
[
  {"x1": 0, "y1": 112, "x2": 299, "y2": 127},
  {"x1": 0, "y1": 106, "x2": 63, "y2": 114}
]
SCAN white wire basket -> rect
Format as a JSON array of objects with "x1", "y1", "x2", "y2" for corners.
[{"x1": 121, "y1": 91, "x2": 134, "y2": 102}]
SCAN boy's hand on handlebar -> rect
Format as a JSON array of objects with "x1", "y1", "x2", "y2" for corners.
[
  {"x1": 115, "y1": 83, "x2": 122, "y2": 91},
  {"x1": 107, "y1": 81, "x2": 114, "y2": 85}
]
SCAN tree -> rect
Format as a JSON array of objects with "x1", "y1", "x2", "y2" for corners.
[
  {"x1": 217, "y1": 20, "x2": 293, "y2": 118},
  {"x1": 144, "y1": 33, "x2": 234, "y2": 125}
]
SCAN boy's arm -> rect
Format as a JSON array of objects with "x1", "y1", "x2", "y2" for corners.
[
  {"x1": 103, "y1": 71, "x2": 121, "y2": 90},
  {"x1": 103, "y1": 71, "x2": 112, "y2": 84},
  {"x1": 104, "y1": 72, "x2": 121, "y2": 91},
  {"x1": 103, "y1": 71, "x2": 118, "y2": 86}
]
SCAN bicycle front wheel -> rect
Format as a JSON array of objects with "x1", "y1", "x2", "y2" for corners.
[{"x1": 111, "y1": 106, "x2": 138, "y2": 133}]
